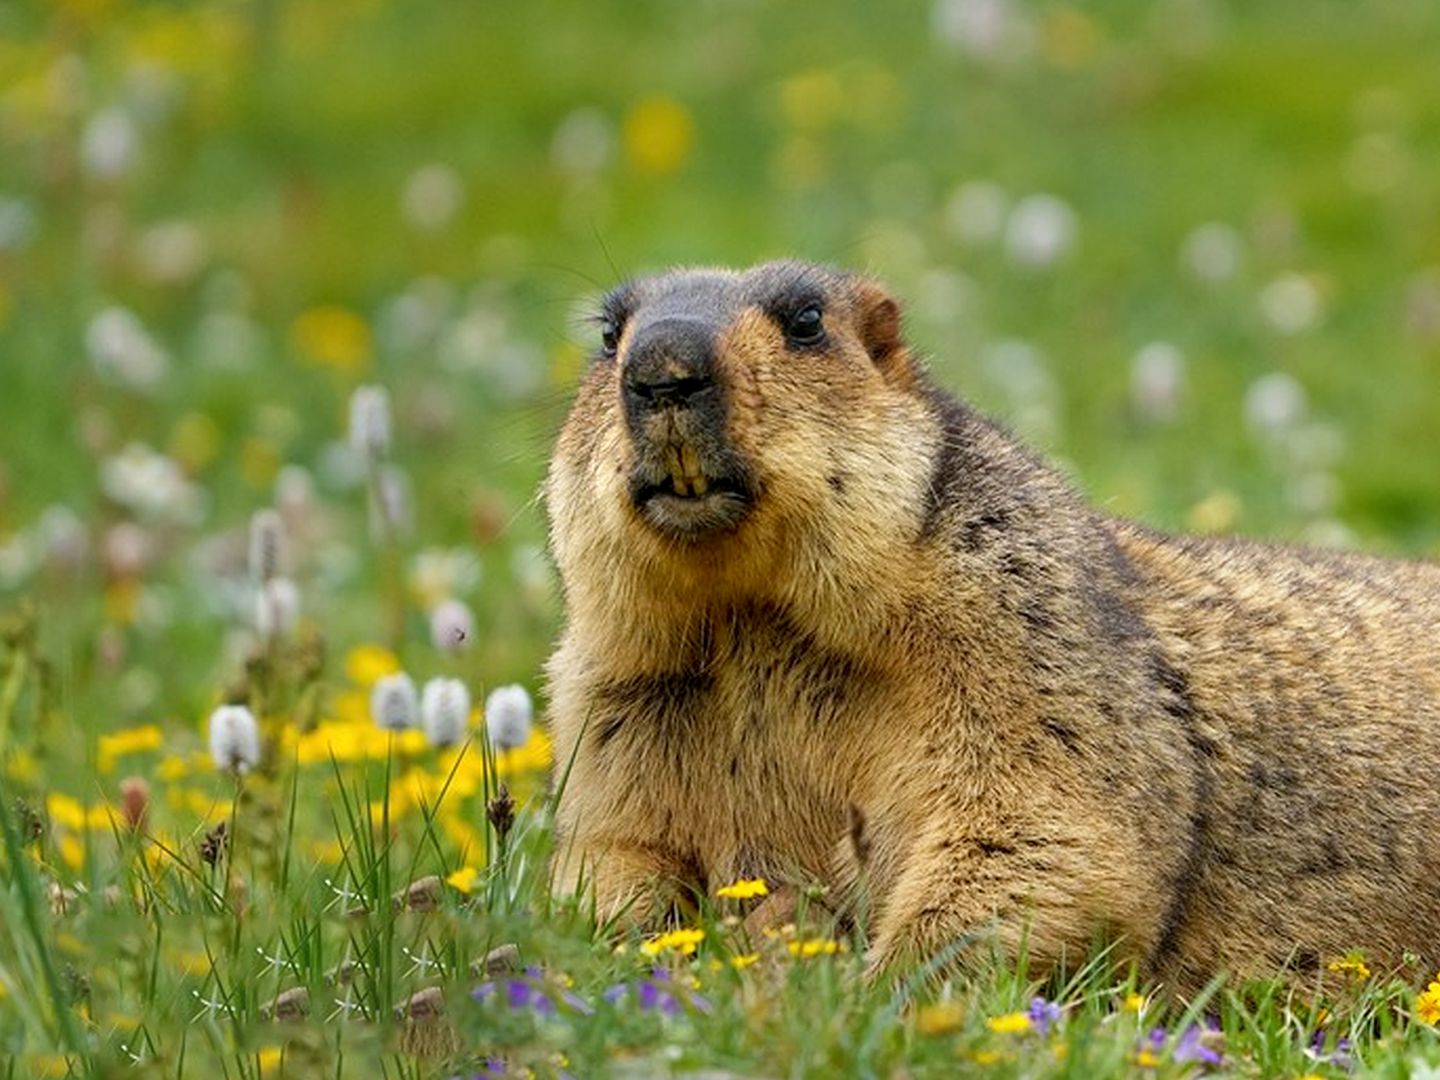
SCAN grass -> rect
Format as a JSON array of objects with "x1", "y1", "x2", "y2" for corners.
[{"x1": 2, "y1": 0, "x2": 1440, "y2": 1075}]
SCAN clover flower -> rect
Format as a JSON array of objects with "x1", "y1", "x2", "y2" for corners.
[
  {"x1": 429, "y1": 598, "x2": 475, "y2": 653},
  {"x1": 207, "y1": 704, "x2": 260, "y2": 774},
  {"x1": 421, "y1": 677, "x2": 471, "y2": 748},
  {"x1": 371, "y1": 672, "x2": 419, "y2": 731},
  {"x1": 485, "y1": 684, "x2": 533, "y2": 751}
]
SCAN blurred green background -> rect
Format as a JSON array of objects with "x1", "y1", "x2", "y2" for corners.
[{"x1": 2, "y1": 0, "x2": 1439, "y2": 722}]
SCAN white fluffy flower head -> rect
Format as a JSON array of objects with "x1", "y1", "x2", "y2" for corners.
[
  {"x1": 371, "y1": 672, "x2": 419, "y2": 731},
  {"x1": 421, "y1": 677, "x2": 471, "y2": 748},
  {"x1": 485, "y1": 684, "x2": 533, "y2": 751},
  {"x1": 429, "y1": 598, "x2": 475, "y2": 653},
  {"x1": 208, "y1": 704, "x2": 261, "y2": 774}
]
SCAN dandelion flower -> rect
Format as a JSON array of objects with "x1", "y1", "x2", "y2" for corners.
[
  {"x1": 207, "y1": 704, "x2": 260, "y2": 774},
  {"x1": 639, "y1": 928, "x2": 705, "y2": 957},
  {"x1": 429, "y1": 598, "x2": 475, "y2": 653},
  {"x1": 716, "y1": 878, "x2": 769, "y2": 900},
  {"x1": 916, "y1": 1001, "x2": 965, "y2": 1035},
  {"x1": 485, "y1": 684, "x2": 533, "y2": 751},
  {"x1": 986, "y1": 1011, "x2": 1032, "y2": 1034},
  {"x1": 1327, "y1": 955, "x2": 1372, "y2": 982},
  {"x1": 1417, "y1": 979, "x2": 1440, "y2": 1026},
  {"x1": 348, "y1": 384, "x2": 392, "y2": 458},
  {"x1": 445, "y1": 866, "x2": 481, "y2": 895},
  {"x1": 371, "y1": 672, "x2": 419, "y2": 731},
  {"x1": 421, "y1": 677, "x2": 471, "y2": 748}
]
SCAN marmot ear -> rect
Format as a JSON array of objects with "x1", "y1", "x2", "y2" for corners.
[{"x1": 854, "y1": 279, "x2": 905, "y2": 366}]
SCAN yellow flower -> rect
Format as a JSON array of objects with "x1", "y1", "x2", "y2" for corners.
[
  {"x1": 344, "y1": 644, "x2": 400, "y2": 688},
  {"x1": 1124, "y1": 992, "x2": 1147, "y2": 1013},
  {"x1": 291, "y1": 305, "x2": 371, "y2": 374},
  {"x1": 1417, "y1": 978, "x2": 1440, "y2": 1026},
  {"x1": 623, "y1": 96, "x2": 695, "y2": 176},
  {"x1": 58, "y1": 834, "x2": 85, "y2": 870},
  {"x1": 986, "y1": 1011, "x2": 1032, "y2": 1035},
  {"x1": 157, "y1": 754, "x2": 189, "y2": 782},
  {"x1": 915, "y1": 1001, "x2": 965, "y2": 1035},
  {"x1": 971, "y1": 1049, "x2": 1010, "y2": 1065},
  {"x1": 446, "y1": 866, "x2": 481, "y2": 895},
  {"x1": 730, "y1": 953, "x2": 760, "y2": 969},
  {"x1": 787, "y1": 938, "x2": 840, "y2": 958},
  {"x1": 1134, "y1": 1049, "x2": 1160, "y2": 1067},
  {"x1": 257, "y1": 1046, "x2": 284, "y2": 1075},
  {"x1": 716, "y1": 878, "x2": 769, "y2": 900},
  {"x1": 640, "y1": 928, "x2": 705, "y2": 957},
  {"x1": 46, "y1": 793, "x2": 88, "y2": 832},
  {"x1": 99, "y1": 724, "x2": 165, "y2": 772},
  {"x1": 1327, "y1": 955, "x2": 1371, "y2": 982}
]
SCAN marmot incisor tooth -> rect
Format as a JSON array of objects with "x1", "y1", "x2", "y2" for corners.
[{"x1": 543, "y1": 260, "x2": 1440, "y2": 991}]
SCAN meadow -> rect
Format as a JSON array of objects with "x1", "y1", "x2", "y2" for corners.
[{"x1": 2, "y1": 0, "x2": 1440, "y2": 1075}]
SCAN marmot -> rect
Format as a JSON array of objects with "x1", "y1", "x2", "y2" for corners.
[{"x1": 543, "y1": 260, "x2": 1440, "y2": 992}]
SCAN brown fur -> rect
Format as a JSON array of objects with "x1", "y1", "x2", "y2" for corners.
[{"x1": 543, "y1": 260, "x2": 1440, "y2": 993}]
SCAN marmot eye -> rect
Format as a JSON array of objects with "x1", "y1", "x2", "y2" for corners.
[
  {"x1": 786, "y1": 304, "x2": 824, "y2": 346},
  {"x1": 600, "y1": 318, "x2": 620, "y2": 358}
]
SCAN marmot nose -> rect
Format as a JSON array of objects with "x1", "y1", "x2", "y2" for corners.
[{"x1": 623, "y1": 317, "x2": 716, "y2": 409}]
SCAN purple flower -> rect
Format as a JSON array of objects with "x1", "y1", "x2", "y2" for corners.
[
  {"x1": 1173, "y1": 1021, "x2": 1224, "y2": 1068},
  {"x1": 471, "y1": 969, "x2": 592, "y2": 1016},
  {"x1": 603, "y1": 967, "x2": 712, "y2": 1016},
  {"x1": 1307, "y1": 1030, "x2": 1353, "y2": 1069},
  {"x1": 1026, "y1": 996, "x2": 1062, "y2": 1035}
]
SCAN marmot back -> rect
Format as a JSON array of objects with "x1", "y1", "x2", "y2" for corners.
[{"x1": 543, "y1": 260, "x2": 1440, "y2": 993}]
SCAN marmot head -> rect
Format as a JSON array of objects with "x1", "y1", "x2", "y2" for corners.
[{"x1": 546, "y1": 261, "x2": 942, "y2": 615}]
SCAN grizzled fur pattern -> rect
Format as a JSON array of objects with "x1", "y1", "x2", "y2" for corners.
[{"x1": 543, "y1": 260, "x2": 1440, "y2": 992}]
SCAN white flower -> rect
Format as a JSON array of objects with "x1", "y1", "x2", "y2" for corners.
[
  {"x1": 38, "y1": 505, "x2": 87, "y2": 570},
  {"x1": 429, "y1": 598, "x2": 475, "y2": 653},
  {"x1": 1005, "y1": 194, "x2": 1077, "y2": 269},
  {"x1": 135, "y1": 220, "x2": 206, "y2": 285},
  {"x1": 1259, "y1": 273, "x2": 1322, "y2": 335},
  {"x1": 348, "y1": 385, "x2": 392, "y2": 458},
  {"x1": 80, "y1": 106, "x2": 139, "y2": 179},
  {"x1": 943, "y1": 180, "x2": 1009, "y2": 246},
  {"x1": 208, "y1": 704, "x2": 261, "y2": 773},
  {"x1": 254, "y1": 577, "x2": 301, "y2": 640},
  {"x1": 550, "y1": 108, "x2": 613, "y2": 177},
  {"x1": 485, "y1": 684, "x2": 533, "y2": 751},
  {"x1": 409, "y1": 547, "x2": 482, "y2": 609},
  {"x1": 369, "y1": 465, "x2": 412, "y2": 540},
  {"x1": 0, "y1": 195, "x2": 38, "y2": 253},
  {"x1": 99, "y1": 443, "x2": 204, "y2": 524},
  {"x1": 1129, "y1": 342, "x2": 1186, "y2": 423},
  {"x1": 248, "y1": 509, "x2": 286, "y2": 583},
  {"x1": 421, "y1": 678, "x2": 471, "y2": 748},
  {"x1": 1179, "y1": 222, "x2": 1243, "y2": 283},
  {"x1": 400, "y1": 164, "x2": 464, "y2": 232},
  {"x1": 86, "y1": 306, "x2": 170, "y2": 389},
  {"x1": 102, "y1": 522, "x2": 151, "y2": 579},
  {"x1": 371, "y1": 672, "x2": 419, "y2": 731},
  {"x1": 1244, "y1": 372, "x2": 1307, "y2": 436}
]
